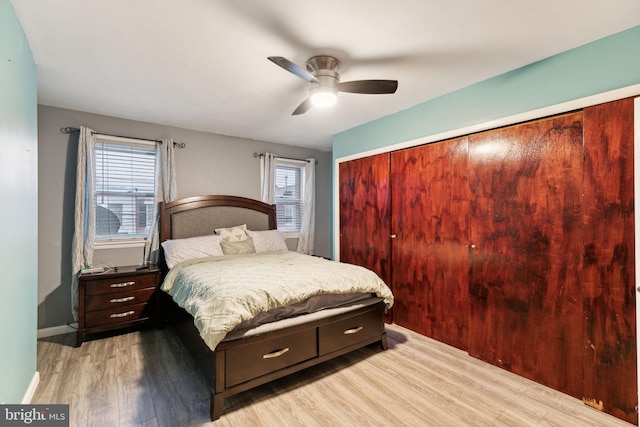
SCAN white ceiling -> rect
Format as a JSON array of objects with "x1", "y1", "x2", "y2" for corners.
[{"x1": 10, "y1": 0, "x2": 640, "y2": 151}]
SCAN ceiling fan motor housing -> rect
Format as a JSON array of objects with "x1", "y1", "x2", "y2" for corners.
[
  {"x1": 308, "y1": 56, "x2": 340, "y2": 89},
  {"x1": 306, "y1": 55, "x2": 341, "y2": 73}
]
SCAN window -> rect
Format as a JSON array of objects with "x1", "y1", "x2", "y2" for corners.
[
  {"x1": 274, "y1": 160, "x2": 305, "y2": 233},
  {"x1": 94, "y1": 138, "x2": 156, "y2": 243}
]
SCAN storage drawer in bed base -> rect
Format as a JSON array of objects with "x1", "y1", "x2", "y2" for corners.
[
  {"x1": 225, "y1": 328, "x2": 317, "y2": 387},
  {"x1": 216, "y1": 326, "x2": 387, "y2": 396},
  {"x1": 165, "y1": 297, "x2": 388, "y2": 421},
  {"x1": 318, "y1": 306, "x2": 384, "y2": 356},
  {"x1": 164, "y1": 295, "x2": 387, "y2": 420}
]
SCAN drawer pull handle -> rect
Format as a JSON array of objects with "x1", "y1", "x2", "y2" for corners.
[
  {"x1": 110, "y1": 296, "x2": 135, "y2": 303},
  {"x1": 344, "y1": 326, "x2": 364, "y2": 335},
  {"x1": 110, "y1": 310, "x2": 135, "y2": 318},
  {"x1": 110, "y1": 281, "x2": 135, "y2": 288},
  {"x1": 263, "y1": 348, "x2": 290, "y2": 359}
]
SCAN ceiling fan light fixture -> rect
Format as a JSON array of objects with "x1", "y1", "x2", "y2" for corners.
[{"x1": 310, "y1": 86, "x2": 337, "y2": 108}]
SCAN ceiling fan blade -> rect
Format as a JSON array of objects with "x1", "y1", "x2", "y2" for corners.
[
  {"x1": 268, "y1": 56, "x2": 319, "y2": 83},
  {"x1": 292, "y1": 98, "x2": 312, "y2": 115},
  {"x1": 337, "y1": 80, "x2": 398, "y2": 94}
]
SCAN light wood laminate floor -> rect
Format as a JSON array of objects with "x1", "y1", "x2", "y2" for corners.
[{"x1": 34, "y1": 324, "x2": 634, "y2": 427}]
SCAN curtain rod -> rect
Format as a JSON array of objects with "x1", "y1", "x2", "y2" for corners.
[
  {"x1": 60, "y1": 127, "x2": 186, "y2": 148},
  {"x1": 253, "y1": 152, "x2": 317, "y2": 165}
]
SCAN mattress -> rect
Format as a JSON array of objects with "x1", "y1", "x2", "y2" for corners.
[
  {"x1": 223, "y1": 296, "x2": 385, "y2": 341},
  {"x1": 161, "y1": 251, "x2": 394, "y2": 350}
]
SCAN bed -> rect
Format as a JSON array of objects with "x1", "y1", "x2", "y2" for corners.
[{"x1": 158, "y1": 195, "x2": 393, "y2": 420}]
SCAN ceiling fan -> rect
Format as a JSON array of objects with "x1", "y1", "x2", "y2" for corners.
[{"x1": 268, "y1": 55, "x2": 398, "y2": 115}]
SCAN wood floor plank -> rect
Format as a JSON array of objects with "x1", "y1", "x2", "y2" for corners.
[
  {"x1": 116, "y1": 344, "x2": 156, "y2": 425},
  {"x1": 86, "y1": 354, "x2": 120, "y2": 427},
  {"x1": 360, "y1": 338, "x2": 514, "y2": 424},
  {"x1": 33, "y1": 324, "x2": 633, "y2": 427}
]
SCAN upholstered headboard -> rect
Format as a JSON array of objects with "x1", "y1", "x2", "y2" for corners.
[{"x1": 159, "y1": 195, "x2": 276, "y2": 242}]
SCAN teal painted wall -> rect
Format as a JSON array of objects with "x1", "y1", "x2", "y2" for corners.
[
  {"x1": 0, "y1": 0, "x2": 39, "y2": 403},
  {"x1": 333, "y1": 25, "x2": 640, "y2": 159}
]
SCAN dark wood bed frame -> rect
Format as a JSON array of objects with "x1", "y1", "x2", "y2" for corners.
[{"x1": 159, "y1": 195, "x2": 388, "y2": 420}]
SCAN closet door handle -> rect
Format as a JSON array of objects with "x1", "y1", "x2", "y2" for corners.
[
  {"x1": 263, "y1": 348, "x2": 290, "y2": 359},
  {"x1": 390, "y1": 234, "x2": 397, "y2": 239}
]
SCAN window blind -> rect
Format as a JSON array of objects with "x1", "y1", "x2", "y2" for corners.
[
  {"x1": 94, "y1": 140, "x2": 156, "y2": 240},
  {"x1": 274, "y1": 161, "x2": 304, "y2": 233}
]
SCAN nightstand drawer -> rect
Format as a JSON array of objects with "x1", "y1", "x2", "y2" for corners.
[
  {"x1": 85, "y1": 303, "x2": 151, "y2": 328},
  {"x1": 86, "y1": 274, "x2": 158, "y2": 296},
  {"x1": 85, "y1": 287, "x2": 156, "y2": 312},
  {"x1": 77, "y1": 264, "x2": 161, "y2": 347}
]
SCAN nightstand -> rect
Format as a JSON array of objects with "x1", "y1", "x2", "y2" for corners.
[{"x1": 76, "y1": 264, "x2": 161, "y2": 346}]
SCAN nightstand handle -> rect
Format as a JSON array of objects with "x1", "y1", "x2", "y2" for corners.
[
  {"x1": 110, "y1": 296, "x2": 135, "y2": 303},
  {"x1": 110, "y1": 310, "x2": 135, "y2": 318},
  {"x1": 110, "y1": 281, "x2": 135, "y2": 288}
]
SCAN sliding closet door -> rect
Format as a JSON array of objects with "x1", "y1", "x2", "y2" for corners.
[
  {"x1": 583, "y1": 98, "x2": 636, "y2": 424},
  {"x1": 338, "y1": 153, "x2": 391, "y2": 288},
  {"x1": 467, "y1": 112, "x2": 584, "y2": 398},
  {"x1": 390, "y1": 138, "x2": 469, "y2": 350}
]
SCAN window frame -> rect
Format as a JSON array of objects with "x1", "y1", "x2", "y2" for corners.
[
  {"x1": 93, "y1": 135, "x2": 157, "y2": 248},
  {"x1": 273, "y1": 158, "x2": 306, "y2": 237}
]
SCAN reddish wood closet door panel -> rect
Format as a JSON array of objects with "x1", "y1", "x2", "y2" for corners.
[
  {"x1": 390, "y1": 138, "x2": 469, "y2": 350},
  {"x1": 583, "y1": 98, "x2": 636, "y2": 424},
  {"x1": 338, "y1": 153, "x2": 391, "y2": 287},
  {"x1": 467, "y1": 112, "x2": 584, "y2": 398}
]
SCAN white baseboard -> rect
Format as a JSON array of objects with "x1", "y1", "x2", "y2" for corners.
[
  {"x1": 37, "y1": 323, "x2": 77, "y2": 338},
  {"x1": 21, "y1": 371, "x2": 39, "y2": 404}
]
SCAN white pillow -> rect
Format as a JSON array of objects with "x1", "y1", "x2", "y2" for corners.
[
  {"x1": 215, "y1": 224, "x2": 247, "y2": 242},
  {"x1": 161, "y1": 234, "x2": 224, "y2": 268},
  {"x1": 246, "y1": 230, "x2": 288, "y2": 253}
]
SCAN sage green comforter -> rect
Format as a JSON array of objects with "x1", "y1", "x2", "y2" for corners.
[{"x1": 161, "y1": 251, "x2": 394, "y2": 351}]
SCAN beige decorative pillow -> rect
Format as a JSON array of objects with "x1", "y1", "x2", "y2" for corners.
[
  {"x1": 215, "y1": 224, "x2": 247, "y2": 242},
  {"x1": 246, "y1": 230, "x2": 288, "y2": 253},
  {"x1": 220, "y1": 237, "x2": 256, "y2": 255}
]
